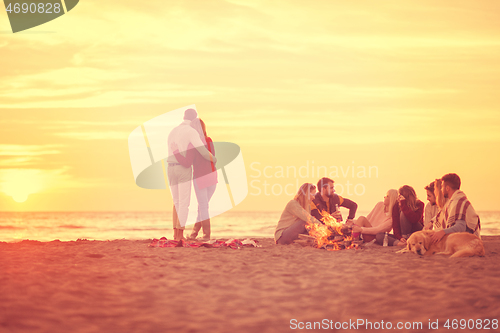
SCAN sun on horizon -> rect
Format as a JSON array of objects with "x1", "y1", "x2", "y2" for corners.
[{"x1": 0, "y1": 169, "x2": 46, "y2": 203}]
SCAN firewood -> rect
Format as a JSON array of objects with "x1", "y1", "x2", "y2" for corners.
[
  {"x1": 298, "y1": 234, "x2": 316, "y2": 241},
  {"x1": 293, "y1": 239, "x2": 314, "y2": 247}
]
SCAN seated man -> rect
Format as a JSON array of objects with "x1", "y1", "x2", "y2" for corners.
[
  {"x1": 431, "y1": 173, "x2": 481, "y2": 244},
  {"x1": 423, "y1": 181, "x2": 439, "y2": 230},
  {"x1": 310, "y1": 177, "x2": 357, "y2": 224}
]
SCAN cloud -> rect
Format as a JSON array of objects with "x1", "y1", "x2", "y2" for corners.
[
  {"x1": 0, "y1": 144, "x2": 64, "y2": 168},
  {"x1": 0, "y1": 67, "x2": 140, "y2": 108},
  {"x1": 2, "y1": 67, "x2": 135, "y2": 89},
  {"x1": 0, "y1": 144, "x2": 63, "y2": 156},
  {"x1": 0, "y1": 157, "x2": 42, "y2": 167},
  {"x1": 2, "y1": 0, "x2": 500, "y2": 110},
  {"x1": 0, "y1": 166, "x2": 108, "y2": 202},
  {"x1": 53, "y1": 131, "x2": 130, "y2": 140},
  {"x1": 0, "y1": 63, "x2": 214, "y2": 107},
  {"x1": 40, "y1": 120, "x2": 144, "y2": 129},
  {"x1": 207, "y1": 107, "x2": 500, "y2": 145}
]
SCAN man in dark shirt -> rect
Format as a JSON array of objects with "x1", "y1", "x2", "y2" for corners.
[{"x1": 311, "y1": 177, "x2": 358, "y2": 224}]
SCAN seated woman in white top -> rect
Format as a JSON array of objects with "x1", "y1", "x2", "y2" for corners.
[
  {"x1": 350, "y1": 189, "x2": 398, "y2": 243},
  {"x1": 274, "y1": 183, "x2": 322, "y2": 245}
]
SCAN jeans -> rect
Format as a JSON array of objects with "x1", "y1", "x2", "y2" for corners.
[
  {"x1": 400, "y1": 212, "x2": 423, "y2": 237},
  {"x1": 276, "y1": 219, "x2": 308, "y2": 245},
  {"x1": 194, "y1": 181, "x2": 217, "y2": 222},
  {"x1": 168, "y1": 165, "x2": 192, "y2": 229},
  {"x1": 190, "y1": 182, "x2": 217, "y2": 238}
]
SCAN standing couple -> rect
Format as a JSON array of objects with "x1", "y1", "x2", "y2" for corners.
[{"x1": 167, "y1": 109, "x2": 218, "y2": 241}]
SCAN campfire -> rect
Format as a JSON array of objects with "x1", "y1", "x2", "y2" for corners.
[{"x1": 298, "y1": 211, "x2": 359, "y2": 251}]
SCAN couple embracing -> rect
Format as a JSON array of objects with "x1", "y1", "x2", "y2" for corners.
[{"x1": 167, "y1": 109, "x2": 218, "y2": 241}]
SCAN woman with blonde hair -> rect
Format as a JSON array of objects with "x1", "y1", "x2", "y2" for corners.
[
  {"x1": 423, "y1": 179, "x2": 448, "y2": 231},
  {"x1": 351, "y1": 189, "x2": 398, "y2": 242},
  {"x1": 274, "y1": 183, "x2": 323, "y2": 245}
]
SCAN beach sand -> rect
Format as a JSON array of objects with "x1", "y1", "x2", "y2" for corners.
[{"x1": 1, "y1": 236, "x2": 499, "y2": 333}]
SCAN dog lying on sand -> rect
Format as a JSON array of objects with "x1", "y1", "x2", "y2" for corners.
[{"x1": 397, "y1": 230, "x2": 484, "y2": 258}]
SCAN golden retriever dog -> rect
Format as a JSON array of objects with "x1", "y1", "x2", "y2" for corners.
[{"x1": 397, "y1": 230, "x2": 485, "y2": 258}]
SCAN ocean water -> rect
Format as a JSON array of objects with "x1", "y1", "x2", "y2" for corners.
[{"x1": 0, "y1": 211, "x2": 499, "y2": 242}]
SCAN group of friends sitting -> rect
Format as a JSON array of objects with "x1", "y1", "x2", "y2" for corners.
[{"x1": 274, "y1": 173, "x2": 481, "y2": 247}]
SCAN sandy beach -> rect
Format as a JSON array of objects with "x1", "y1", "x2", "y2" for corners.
[{"x1": 1, "y1": 236, "x2": 499, "y2": 333}]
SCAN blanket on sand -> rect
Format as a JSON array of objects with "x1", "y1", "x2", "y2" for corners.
[{"x1": 149, "y1": 237, "x2": 261, "y2": 249}]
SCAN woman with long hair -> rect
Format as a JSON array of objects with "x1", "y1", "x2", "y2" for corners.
[
  {"x1": 372, "y1": 185, "x2": 424, "y2": 246},
  {"x1": 172, "y1": 118, "x2": 218, "y2": 241},
  {"x1": 274, "y1": 183, "x2": 323, "y2": 245},
  {"x1": 390, "y1": 185, "x2": 424, "y2": 240},
  {"x1": 350, "y1": 189, "x2": 398, "y2": 242},
  {"x1": 425, "y1": 179, "x2": 448, "y2": 231}
]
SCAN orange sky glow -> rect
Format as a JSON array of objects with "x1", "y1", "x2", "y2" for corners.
[{"x1": 1, "y1": 0, "x2": 500, "y2": 212}]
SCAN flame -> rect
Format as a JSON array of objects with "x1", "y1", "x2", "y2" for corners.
[
  {"x1": 305, "y1": 211, "x2": 356, "y2": 251},
  {"x1": 326, "y1": 244, "x2": 341, "y2": 251},
  {"x1": 319, "y1": 210, "x2": 344, "y2": 235},
  {"x1": 306, "y1": 222, "x2": 330, "y2": 248}
]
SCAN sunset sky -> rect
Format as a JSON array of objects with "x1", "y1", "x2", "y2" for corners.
[{"x1": 1, "y1": 0, "x2": 500, "y2": 212}]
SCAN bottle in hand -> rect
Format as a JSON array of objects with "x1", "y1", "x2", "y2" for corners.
[
  {"x1": 383, "y1": 232, "x2": 389, "y2": 247},
  {"x1": 335, "y1": 204, "x2": 343, "y2": 222}
]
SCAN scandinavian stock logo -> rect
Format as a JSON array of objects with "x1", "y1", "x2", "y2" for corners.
[
  {"x1": 3, "y1": 0, "x2": 79, "y2": 33},
  {"x1": 128, "y1": 105, "x2": 248, "y2": 227}
]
